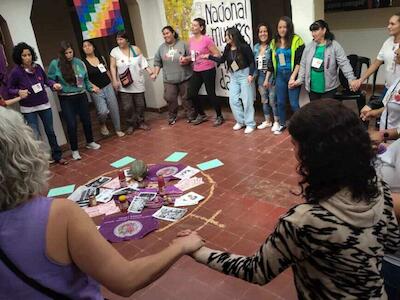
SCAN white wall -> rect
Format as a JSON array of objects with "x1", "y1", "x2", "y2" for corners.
[
  {"x1": 0, "y1": 0, "x2": 43, "y2": 66},
  {"x1": 326, "y1": 7, "x2": 398, "y2": 85}
]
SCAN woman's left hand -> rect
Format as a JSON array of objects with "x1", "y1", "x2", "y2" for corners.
[
  {"x1": 53, "y1": 83, "x2": 62, "y2": 91},
  {"x1": 247, "y1": 75, "x2": 254, "y2": 84}
]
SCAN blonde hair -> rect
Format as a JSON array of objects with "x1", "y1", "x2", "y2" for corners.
[{"x1": 0, "y1": 107, "x2": 50, "y2": 211}]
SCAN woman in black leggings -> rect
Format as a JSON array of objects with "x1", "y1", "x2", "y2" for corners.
[{"x1": 181, "y1": 18, "x2": 224, "y2": 126}]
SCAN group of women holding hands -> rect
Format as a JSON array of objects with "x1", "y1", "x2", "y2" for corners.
[{"x1": 2, "y1": 13, "x2": 398, "y2": 162}]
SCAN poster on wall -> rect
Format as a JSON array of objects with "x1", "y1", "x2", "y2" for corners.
[
  {"x1": 164, "y1": 0, "x2": 253, "y2": 97},
  {"x1": 73, "y1": 0, "x2": 125, "y2": 40}
]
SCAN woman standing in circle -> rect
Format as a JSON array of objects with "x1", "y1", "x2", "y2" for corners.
[
  {"x1": 183, "y1": 18, "x2": 224, "y2": 126},
  {"x1": 152, "y1": 26, "x2": 195, "y2": 125},
  {"x1": 7, "y1": 42, "x2": 67, "y2": 165},
  {"x1": 202, "y1": 27, "x2": 256, "y2": 133},
  {"x1": 253, "y1": 23, "x2": 279, "y2": 131},
  {"x1": 110, "y1": 31, "x2": 153, "y2": 135},
  {"x1": 48, "y1": 41, "x2": 100, "y2": 161},
  {"x1": 269, "y1": 16, "x2": 304, "y2": 135},
  {"x1": 293, "y1": 20, "x2": 356, "y2": 101},
  {"x1": 82, "y1": 40, "x2": 124, "y2": 137}
]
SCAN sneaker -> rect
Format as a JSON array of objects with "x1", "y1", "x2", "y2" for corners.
[
  {"x1": 56, "y1": 158, "x2": 69, "y2": 165},
  {"x1": 126, "y1": 126, "x2": 134, "y2": 135},
  {"x1": 187, "y1": 117, "x2": 195, "y2": 123},
  {"x1": 257, "y1": 121, "x2": 273, "y2": 130},
  {"x1": 244, "y1": 126, "x2": 255, "y2": 134},
  {"x1": 213, "y1": 116, "x2": 224, "y2": 127},
  {"x1": 273, "y1": 125, "x2": 286, "y2": 135},
  {"x1": 138, "y1": 122, "x2": 151, "y2": 131},
  {"x1": 192, "y1": 114, "x2": 208, "y2": 125},
  {"x1": 233, "y1": 123, "x2": 244, "y2": 130},
  {"x1": 271, "y1": 122, "x2": 280, "y2": 132},
  {"x1": 116, "y1": 131, "x2": 125, "y2": 137},
  {"x1": 100, "y1": 124, "x2": 110, "y2": 136},
  {"x1": 86, "y1": 142, "x2": 101, "y2": 150},
  {"x1": 72, "y1": 151, "x2": 81, "y2": 160},
  {"x1": 168, "y1": 117, "x2": 177, "y2": 125}
]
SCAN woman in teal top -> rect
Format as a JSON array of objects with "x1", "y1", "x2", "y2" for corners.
[
  {"x1": 293, "y1": 20, "x2": 356, "y2": 101},
  {"x1": 48, "y1": 41, "x2": 101, "y2": 161}
]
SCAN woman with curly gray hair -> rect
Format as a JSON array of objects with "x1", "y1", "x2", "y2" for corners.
[{"x1": 0, "y1": 107, "x2": 204, "y2": 299}]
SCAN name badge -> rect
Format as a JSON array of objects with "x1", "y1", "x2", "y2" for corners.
[
  {"x1": 278, "y1": 53, "x2": 286, "y2": 66},
  {"x1": 167, "y1": 48, "x2": 176, "y2": 60},
  {"x1": 231, "y1": 60, "x2": 239, "y2": 72},
  {"x1": 76, "y1": 75, "x2": 84, "y2": 88},
  {"x1": 191, "y1": 50, "x2": 196, "y2": 62},
  {"x1": 32, "y1": 83, "x2": 43, "y2": 94},
  {"x1": 311, "y1": 57, "x2": 323, "y2": 69},
  {"x1": 257, "y1": 56, "x2": 263, "y2": 70},
  {"x1": 98, "y1": 63, "x2": 107, "y2": 73}
]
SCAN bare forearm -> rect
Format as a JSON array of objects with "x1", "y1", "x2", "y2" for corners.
[
  {"x1": 360, "y1": 60, "x2": 382, "y2": 82},
  {"x1": 110, "y1": 244, "x2": 184, "y2": 296},
  {"x1": 153, "y1": 66, "x2": 161, "y2": 76},
  {"x1": 290, "y1": 65, "x2": 300, "y2": 80},
  {"x1": 5, "y1": 96, "x2": 22, "y2": 106}
]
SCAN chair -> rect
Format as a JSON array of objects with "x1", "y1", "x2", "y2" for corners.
[{"x1": 335, "y1": 55, "x2": 370, "y2": 113}]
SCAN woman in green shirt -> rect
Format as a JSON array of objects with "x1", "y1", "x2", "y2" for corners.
[
  {"x1": 48, "y1": 41, "x2": 100, "y2": 161},
  {"x1": 292, "y1": 20, "x2": 356, "y2": 101}
]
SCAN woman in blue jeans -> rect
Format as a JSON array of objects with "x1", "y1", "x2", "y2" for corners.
[
  {"x1": 7, "y1": 42, "x2": 68, "y2": 165},
  {"x1": 203, "y1": 27, "x2": 256, "y2": 134},
  {"x1": 253, "y1": 23, "x2": 279, "y2": 131},
  {"x1": 269, "y1": 16, "x2": 305, "y2": 135},
  {"x1": 82, "y1": 40, "x2": 124, "y2": 137}
]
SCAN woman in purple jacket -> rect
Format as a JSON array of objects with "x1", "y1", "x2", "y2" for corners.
[{"x1": 7, "y1": 42, "x2": 68, "y2": 165}]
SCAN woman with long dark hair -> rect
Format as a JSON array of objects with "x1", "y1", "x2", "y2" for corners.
[
  {"x1": 48, "y1": 41, "x2": 100, "y2": 161},
  {"x1": 253, "y1": 23, "x2": 279, "y2": 131},
  {"x1": 152, "y1": 26, "x2": 194, "y2": 125},
  {"x1": 268, "y1": 16, "x2": 304, "y2": 135},
  {"x1": 82, "y1": 40, "x2": 124, "y2": 137},
  {"x1": 182, "y1": 99, "x2": 400, "y2": 299},
  {"x1": 7, "y1": 42, "x2": 67, "y2": 165},
  {"x1": 292, "y1": 20, "x2": 356, "y2": 101},
  {"x1": 182, "y1": 18, "x2": 224, "y2": 126},
  {"x1": 202, "y1": 27, "x2": 256, "y2": 133}
]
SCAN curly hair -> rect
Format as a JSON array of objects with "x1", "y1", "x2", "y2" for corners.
[
  {"x1": 12, "y1": 42, "x2": 37, "y2": 65},
  {"x1": 58, "y1": 41, "x2": 76, "y2": 86},
  {"x1": 288, "y1": 99, "x2": 379, "y2": 203},
  {"x1": 256, "y1": 23, "x2": 272, "y2": 45},
  {"x1": 0, "y1": 107, "x2": 50, "y2": 211}
]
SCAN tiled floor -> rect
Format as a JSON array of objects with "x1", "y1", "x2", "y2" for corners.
[{"x1": 49, "y1": 106, "x2": 305, "y2": 300}]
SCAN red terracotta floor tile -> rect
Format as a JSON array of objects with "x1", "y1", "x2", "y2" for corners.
[{"x1": 48, "y1": 107, "x2": 300, "y2": 299}]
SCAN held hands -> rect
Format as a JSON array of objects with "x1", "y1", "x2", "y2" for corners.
[
  {"x1": 263, "y1": 80, "x2": 271, "y2": 89},
  {"x1": 359, "y1": 105, "x2": 372, "y2": 121},
  {"x1": 112, "y1": 80, "x2": 120, "y2": 90},
  {"x1": 53, "y1": 83, "x2": 62, "y2": 91},
  {"x1": 288, "y1": 79, "x2": 300, "y2": 89},
  {"x1": 200, "y1": 54, "x2": 209, "y2": 60},
  {"x1": 92, "y1": 85, "x2": 100, "y2": 94},
  {"x1": 247, "y1": 75, "x2": 254, "y2": 84},
  {"x1": 350, "y1": 79, "x2": 362, "y2": 92},
  {"x1": 369, "y1": 130, "x2": 384, "y2": 146},
  {"x1": 179, "y1": 56, "x2": 190, "y2": 65},
  {"x1": 173, "y1": 230, "x2": 205, "y2": 254},
  {"x1": 18, "y1": 89, "x2": 29, "y2": 98},
  {"x1": 150, "y1": 73, "x2": 157, "y2": 81}
]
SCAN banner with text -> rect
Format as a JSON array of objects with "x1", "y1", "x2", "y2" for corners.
[{"x1": 192, "y1": 0, "x2": 253, "y2": 96}]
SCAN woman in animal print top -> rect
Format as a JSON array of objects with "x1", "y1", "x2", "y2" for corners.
[{"x1": 180, "y1": 99, "x2": 400, "y2": 299}]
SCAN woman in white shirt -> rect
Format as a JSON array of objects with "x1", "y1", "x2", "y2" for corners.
[
  {"x1": 352, "y1": 12, "x2": 400, "y2": 96},
  {"x1": 110, "y1": 31, "x2": 154, "y2": 135}
]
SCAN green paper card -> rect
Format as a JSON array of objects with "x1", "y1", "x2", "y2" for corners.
[
  {"x1": 110, "y1": 156, "x2": 136, "y2": 168},
  {"x1": 47, "y1": 184, "x2": 76, "y2": 197},
  {"x1": 197, "y1": 159, "x2": 224, "y2": 171},
  {"x1": 165, "y1": 152, "x2": 188, "y2": 162}
]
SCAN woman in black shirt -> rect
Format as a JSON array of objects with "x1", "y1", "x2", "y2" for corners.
[
  {"x1": 82, "y1": 40, "x2": 124, "y2": 137},
  {"x1": 203, "y1": 27, "x2": 256, "y2": 134}
]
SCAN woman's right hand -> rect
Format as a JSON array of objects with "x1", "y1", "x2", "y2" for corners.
[
  {"x1": 263, "y1": 81, "x2": 271, "y2": 89},
  {"x1": 173, "y1": 231, "x2": 205, "y2": 254},
  {"x1": 112, "y1": 81, "x2": 120, "y2": 90},
  {"x1": 360, "y1": 105, "x2": 372, "y2": 121}
]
